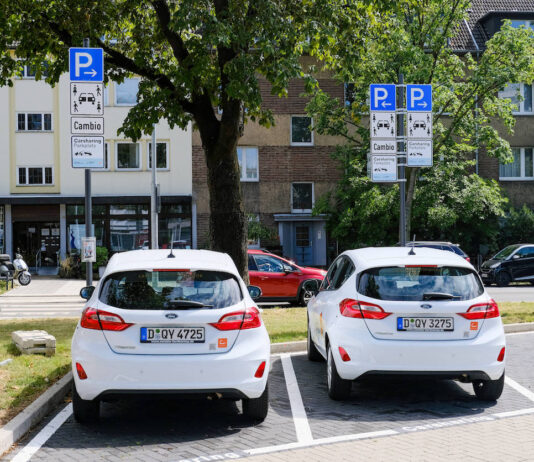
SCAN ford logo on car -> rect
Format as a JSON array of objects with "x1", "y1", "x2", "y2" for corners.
[
  {"x1": 420, "y1": 304, "x2": 432, "y2": 309},
  {"x1": 165, "y1": 313, "x2": 178, "y2": 319}
]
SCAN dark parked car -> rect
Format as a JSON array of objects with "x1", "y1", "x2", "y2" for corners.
[
  {"x1": 479, "y1": 244, "x2": 534, "y2": 286},
  {"x1": 403, "y1": 241, "x2": 470, "y2": 262}
]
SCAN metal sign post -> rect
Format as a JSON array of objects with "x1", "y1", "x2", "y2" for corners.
[
  {"x1": 69, "y1": 39, "x2": 104, "y2": 286},
  {"x1": 150, "y1": 124, "x2": 159, "y2": 249},
  {"x1": 398, "y1": 74, "x2": 406, "y2": 246}
]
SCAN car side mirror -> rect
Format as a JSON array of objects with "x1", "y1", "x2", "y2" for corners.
[
  {"x1": 512, "y1": 254, "x2": 520, "y2": 260},
  {"x1": 80, "y1": 286, "x2": 95, "y2": 300},
  {"x1": 283, "y1": 265, "x2": 293, "y2": 273},
  {"x1": 302, "y1": 279, "x2": 320, "y2": 296},
  {"x1": 247, "y1": 285, "x2": 262, "y2": 301}
]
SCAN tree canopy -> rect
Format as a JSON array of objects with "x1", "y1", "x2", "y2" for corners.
[{"x1": 308, "y1": 0, "x2": 534, "y2": 256}]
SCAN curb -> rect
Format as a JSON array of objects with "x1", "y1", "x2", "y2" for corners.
[
  {"x1": 0, "y1": 371, "x2": 72, "y2": 456},
  {"x1": 504, "y1": 322, "x2": 534, "y2": 333}
]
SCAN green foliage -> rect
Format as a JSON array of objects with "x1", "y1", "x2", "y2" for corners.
[
  {"x1": 58, "y1": 255, "x2": 81, "y2": 279},
  {"x1": 499, "y1": 206, "x2": 534, "y2": 247},
  {"x1": 309, "y1": 0, "x2": 534, "y2": 254},
  {"x1": 247, "y1": 214, "x2": 277, "y2": 242},
  {"x1": 95, "y1": 246, "x2": 109, "y2": 268}
]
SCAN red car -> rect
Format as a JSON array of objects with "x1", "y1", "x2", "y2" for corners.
[{"x1": 248, "y1": 249, "x2": 326, "y2": 305}]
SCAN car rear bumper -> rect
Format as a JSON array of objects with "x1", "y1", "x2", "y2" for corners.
[
  {"x1": 329, "y1": 319, "x2": 506, "y2": 381},
  {"x1": 72, "y1": 327, "x2": 270, "y2": 401}
]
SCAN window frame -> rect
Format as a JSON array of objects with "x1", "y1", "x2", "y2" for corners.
[
  {"x1": 237, "y1": 146, "x2": 259, "y2": 182},
  {"x1": 499, "y1": 147, "x2": 534, "y2": 181},
  {"x1": 16, "y1": 166, "x2": 54, "y2": 186},
  {"x1": 16, "y1": 112, "x2": 53, "y2": 132},
  {"x1": 498, "y1": 83, "x2": 533, "y2": 114},
  {"x1": 291, "y1": 182, "x2": 314, "y2": 213},
  {"x1": 148, "y1": 141, "x2": 170, "y2": 171},
  {"x1": 115, "y1": 142, "x2": 141, "y2": 171},
  {"x1": 114, "y1": 78, "x2": 140, "y2": 106},
  {"x1": 290, "y1": 115, "x2": 314, "y2": 146}
]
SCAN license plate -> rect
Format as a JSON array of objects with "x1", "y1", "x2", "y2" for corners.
[
  {"x1": 481, "y1": 273, "x2": 488, "y2": 278},
  {"x1": 140, "y1": 327, "x2": 205, "y2": 343},
  {"x1": 397, "y1": 317, "x2": 454, "y2": 332}
]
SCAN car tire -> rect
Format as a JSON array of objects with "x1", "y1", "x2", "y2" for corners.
[
  {"x1": 242, "y1": 382, "x2": 269, "y2": 421},
  {"x1": 72, "y1": 383, "x2": 100, "y2": 423},
  {"x1": 472, "y1": 372, "x2": 505, "y2": 401},
  {"x1": 326, "y1": 346, "x2": 351, "y2": 401},
  {"x1": 495, "y1": 271, "x2": 511, "y2": 287},
  {"x1": 307, "y1": 318, "x2": 323, "y2": 362},
  {"x1": 298, "y1": 285, "x2": 314, "y2": 307}
]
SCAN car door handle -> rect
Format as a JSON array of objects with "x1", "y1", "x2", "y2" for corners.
[{"x1": 260, "y1": 276, "x2": 268, "y2": 280}]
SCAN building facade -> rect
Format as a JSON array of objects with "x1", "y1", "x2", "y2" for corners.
[
  {"x1": 0, "y1": 71, "x2": 192, "y2": 272},
  {"x1": 193, "y1": 69, "x2": 344, "y2": 268}
]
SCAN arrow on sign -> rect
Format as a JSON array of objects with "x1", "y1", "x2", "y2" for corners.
[
  {"x1": 381, "y1": 102, "x2": 392, "y2": 108},
  {"x1": 417, "y1": 102, "x2": 428, "y2": 108},
  {"x1": 83, "y1": 69, "x2": 97, "y2": 78}
]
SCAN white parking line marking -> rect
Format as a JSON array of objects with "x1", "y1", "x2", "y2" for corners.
[
  {"x1": 280, "y1": 353, "x2": 313, "y2": 443},
  {"x1": 244, "y1": 429, "x2": 397, "y2": 456},
  {"x1": 10, "y1": 403, "x2": 73, "y2": 462},
  {"x1": 505, "y1": 376, "x2": 534, "y2": 402},
  {"x1": 493, "y1": 407, "x2": 534, "y2": 419}
]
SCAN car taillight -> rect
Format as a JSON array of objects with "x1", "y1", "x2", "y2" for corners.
[
  {"x1": 339, "y1": 299, "x2": 391, "y2": 320},
  {"x1": 254, "y1": 361, "x2": 266, "y2": 378},
  {"x1": 80, "y1": 307, "x2": 133, "y2": 331},
  {"x1": 458, "y1": 299, "x2": 500, "y2": 320},
  {"x1": 498, "y1": 347, "x2": 505, "y2": 362},
  {"x1": 465, "y1": 257, "x2": 471, "y2": 262},
  {"x1": 210, "y1": 306, "x2": 262, "y2": 331},
  {"x1": 338, "y1": 346, "x2": 351, "y2": 362}
]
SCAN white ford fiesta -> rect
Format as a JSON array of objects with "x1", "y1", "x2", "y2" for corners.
[
  {"x1": 71, "y1": 249, "x2": 270, "y2": 422},
  {"x1": 307, "y1": 247, "x2": 506, "y2": 401}
]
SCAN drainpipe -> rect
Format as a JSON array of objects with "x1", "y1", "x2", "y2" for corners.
[{"x1": 464, "y1": 18, "x2": 480, "y2": 175}]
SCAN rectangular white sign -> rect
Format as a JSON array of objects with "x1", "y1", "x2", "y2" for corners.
[
  {"x1": 81, "y1": 237, "x2": 97, "y2": 262},
  {"x1": 407, "y1": 140, "x2": 433, "y2": 167},
  {"x1": 371, "y1": 112, "x2": 396, "y2": 139},
  {"x1": 371, "y1": 155, "x2": 397, "y2": 182},
  {"x1": 71, "y1": 117, "x2": 104, "y2": 135},
  {"x1": 71, "y1": 136, "x2": 104, "y2": 168},
  {"x1": 70, "y1": 82, "x2": 104, "y2": 116},
  {"x1": 371, "y1": 139, "x2": 396, "y2": 155},
  {"x1": 407, "y1": 112, "x2": 432, "y2": 139}
]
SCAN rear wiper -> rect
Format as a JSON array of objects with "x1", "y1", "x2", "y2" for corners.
[
  {"x1": 165, "y1": 300, "x2": 214, "y2": 309},
  {"x1": 422, "y1": 292, "x2": 460, "y2": 301}
]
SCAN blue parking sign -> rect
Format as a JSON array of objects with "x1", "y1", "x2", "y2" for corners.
[
  {"x1": 406, "y1": 84, "x2": 432, "y2": 112},
  {"x1": 69, "y1": 48, "x2": 104, "y2": 82},
  {"x1": 370, "y1": 84, "x2": 396, "y2": 111}
]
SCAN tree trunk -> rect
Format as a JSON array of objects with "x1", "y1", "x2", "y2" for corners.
[{"x1": 200, "y1": 110, "x2": 248, "y2": 282}]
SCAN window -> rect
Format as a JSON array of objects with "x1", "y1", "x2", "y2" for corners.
[
  {"x1": 148, "y1": 142, "x2": 169, "y2": 170},
  {"x1": 344, "y1": 83, "x2": 356, "y2": 106},
  {"x1": 291, "y1": 116, "x2": 313, "y2": 145},
  {"x1": 498, "y1": 83, "x2": 533, "y2": 114},
  {"x1": 116, "y1": 143, "x2": 140, "y2": 170},
  {"x1": 115, "y1": 78, "x2": 140, "y2": 105},
  {"x1": 17, "y1": 63, "x2": 48, "y2": 79},
  {"x1": 514, "y1": 246, "x2": 534, "y2": 259},
  {"x1": 510, "y1": 19, "x2": 534, "y2": 30},
  {"x1": 499, "y1": 147, "x2": 534, "y2": 180},
  {"x1": 17, "y1": 167, "x2": 53, "y2": 185},
  {"x1": 253, "y1": 255, "x2": 285, "y2": 273},
  {"x1": 237, "y1": 147, "x2": 259, "y2": 181},
  {"x1": 291, "y1": 183, "x2": 314, "y2": 213},
  {"x1": 321, "y1": 257, "x2": 344, "y2": 291},
  {"x1": 16, "y1": 113, "x2": 52, "y2": 131}
]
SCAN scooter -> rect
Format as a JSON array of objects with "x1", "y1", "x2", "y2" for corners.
[{"x1": 13, "y1": 253, "x2": 31, "y2": 286}]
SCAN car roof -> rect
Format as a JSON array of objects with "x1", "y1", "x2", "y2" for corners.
[
  {"x1": 342, "y1": 247, "x2": 471, "y2": 271},
  {"x1": 105, "y1": 249, "x2": 239, "y2": 276},
  {"x1": 406, "y1": 241, "x2": 459, "y2": 246},
  {"x1": 247, "y1": 249, "x2": 268, "y2": 254}
]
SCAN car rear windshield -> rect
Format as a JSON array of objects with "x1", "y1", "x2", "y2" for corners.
[
  {"x1": 358, "y1": 266, "x2": 484, "y2": 301},
  {"x1": 99, "y1": 270, "x2": 243, "y2": 310}
]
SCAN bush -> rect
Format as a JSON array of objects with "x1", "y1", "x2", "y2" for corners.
[
  {"x1": 96, "y1": 246, "x2": 109, "y2": 268},
  {"x1": 499, "y1": 205, "x2": 534, "y2": 247},
  {"x1": 59, "y1": 255, "x2": 81, "y2": 279}
]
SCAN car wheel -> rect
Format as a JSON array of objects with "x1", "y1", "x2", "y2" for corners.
[
  {"x1": 18, "y1": 272, "x2": 31, "y2": 286},
  {"x1": 242, "y1": 382, "x2": 269, "y2": 422},
  {"x1": 495, "y1": 271, "x2": 511, "y2": 287},
  {"x1": 472, "y1": 372, "x2": 505, "y2": 401},
  {"x1": 298, "y1": 286, "x2": 314, "y2": 307},
  {"x1": 326, "y1": 346, "x2": 351, "y2": 400},
  {"x1": 307, "y1": 317, "x2": 323, "y2": 362},
  {"x1": 72, "y1": 383, "x2": 100, "y2": 423}
]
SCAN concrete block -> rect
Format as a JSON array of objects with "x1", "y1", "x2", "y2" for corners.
[{"x1": 11, "y1": 330, "x2": 56, "y2": 357}]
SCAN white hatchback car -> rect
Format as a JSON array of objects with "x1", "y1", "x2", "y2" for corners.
[
  {"x1": 72, "y1": 249, "x2": 270, "y2": 422},
  {"x1": 307, "y1": 247, "x2": 506, "y2": 401}
]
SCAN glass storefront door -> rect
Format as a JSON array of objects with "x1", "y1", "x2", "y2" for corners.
[{"x1": 13, "y1": 222, "x2": 60, "y2": 268}]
